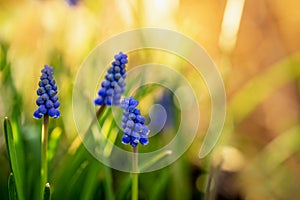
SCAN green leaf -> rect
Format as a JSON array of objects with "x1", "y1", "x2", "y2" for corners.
[
  {"x1": 252, "y1": 125, "x2": 300, "y2": 173},
  {"x1": 0, "y1": 42, "x2": 8, "y2": 71},
  {"x1": 43, "y1": 183, "x2": 51, "y2": 200},
  {"x1": 8, "y1": 173, "x2": 17, "y2": 200},
  {"x1": 48, "y1": 127, "x2": 62, "y2": 163},
  {"x1": 4, "y1": 118, "x2": 13, "y2": 170},
  {"x1": 169, "y1": 158, "x2": 192, "y2": 200},
  {"x1": 140, "y1": 150, "x2": 172, "y2": 172},
  {"x1": 116, "y1": 176, "x2": 131, "y2": 200},
  {"x1": 103, "y1": 166, "x2": 114, "y2": 200},
  {"x1": 4, "y1": 117, "x2": 25, "y2": 200},
  {"x1": 80, "y1": 162, "x2": 102, "y2": 200},
  {"x1": 149, "y1": 172, "x2": 169, "y2": 200},
  {"x1": 51, "y1": 144, "x2": 87, "y2": 199},
  {"x1": 229, "y1": 53, "x2": 300, "y2": 123}
]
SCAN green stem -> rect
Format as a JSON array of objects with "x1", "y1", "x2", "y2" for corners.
[
  {"x1": 132, "y1": 146, "x2": 138, "y2": 200},
  {"x1": 96, "y1": 105, "x2": 106, "y2": 119},
  {"x1": 41, "y1": 115, "x2": 49, "y2": 197}
]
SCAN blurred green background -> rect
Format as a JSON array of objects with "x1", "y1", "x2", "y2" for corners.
[{"x1": 1, "y1": 0, "x2": 300, "y2": 199}]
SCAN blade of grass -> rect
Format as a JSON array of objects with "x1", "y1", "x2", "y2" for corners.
[
  {"x1": 65, "y1": 161, "x2": 89, "y2": 199},
  {"x1": 8, "y1": 173, "x2": 17, "y2": 200},
  {"x1": 52, "y1": 106, "x2": 108, "y2": 198},
  {"x1": 4, "y1": 117, "x2": 25, "y2": 200},
  {"x1": 250, "y1": 125, "x2": 300, "y2": 174},
  {"x1": 80, "y1": 162, "x2": 102, "y2": 200},
  {"x1": 116, "y1": 176, "x2": 131, "y2": 200},
  {"x1": 103, "y1": 165, "x2": 115, "y2": 200},
  {"x1": 149, "y1": 172, "x2": 170, "y2": 200},
  {"x1": 139, "y1": 150, "x2": 172, "y2": 172},
  {"x1": 51, "y1": 144, "x2": 88, "y2": 199},
  {"x1": 229, "y1": 53, "x2": 300, "y2": 123},
  {"x1": 48, "y1": 127, "x2": 62, "y2": 163},
  {"x1": 43, "y1": 183, "x2": 51, "y2": 200},
  {"x1": 170, "y1": 157, "x2": 192, "y2": 200}
]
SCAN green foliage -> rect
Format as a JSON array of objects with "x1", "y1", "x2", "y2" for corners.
[
  {"x1": 43, "y1": 183, "x2": 51, "y2": 200},
  {"x1": 1, "y1": 34, "x2": 300, "y2": 199},
  {"x1": 8, "y1": 173, "x2": 17, "y2": 200},
  {"x1": 4, "y1": 118, "x2": 25, "y2": 200},
  {"x1": 229, "y1": 52, "x2": 300, "y2": 123}
]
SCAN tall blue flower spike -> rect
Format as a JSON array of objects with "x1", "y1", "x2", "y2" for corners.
[
  {"x1": 94, "y1": 52, "x2": 128, "y2": 106},
  {"x1": 121, "y1": 97, "x2": 149, "y2": 147},
  {"x1": 33, "y1": 65, "x2": 60, "y2": 119}
]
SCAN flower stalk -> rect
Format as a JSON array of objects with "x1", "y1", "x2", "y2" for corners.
[
  {"x1": 120, "y1": 97, "x2": 149, "y2": 200},
  {"x1": 96, "y1": 105, "x2": 106, "y2": 119},
  {"x1": 132, "y1": 146, "x2": 138, "y2": 200},
  {"x1": 41, "y1": 114, "x2": 49, "y2": 196},
  {"x1": 33, "y1": 65, "x2": 60, "y2": 199}
]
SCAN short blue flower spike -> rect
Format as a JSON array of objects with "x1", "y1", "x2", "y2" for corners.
[
  {"x1": 94, "y1": 52, "x2": 128, "y2": 106},
  {"x1": 33, "y1": 65, "x2": 60, "y2": 119},
  {"x1": 121, "y1": 97, "x2": 149, "y2": 147}
]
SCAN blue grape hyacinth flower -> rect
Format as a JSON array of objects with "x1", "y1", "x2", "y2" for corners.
[
  {"x1": 121, "y1": 97, "x2": 149, "y2": 147},
  {"x1": 94, "y1": 52, "x2": 127, "y2": 106},
  {"x1": 66, "y1": 0, "x2": 80, "y2": 6},
  {"x1": 33, "y1": 65, "x2": 60, "y2": 119}
]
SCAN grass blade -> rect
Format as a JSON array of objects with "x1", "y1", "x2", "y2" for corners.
[
  {"x1": 8, "y1": 173, "x2": 17, "y2": 200},
  {"x1": 43, "y1": 183, "x2": 51, "y2": 200},
  {"x1": 116, "y1": 176, "x2": 131, "y2": 200},
  {"x1": 103, "y1": 166, "x2": 115, "y2": 200},
  {"x1": 229, "y1": 53, "x2": 300, "y2": 123},
  {"x1": 4, "y1": 117, "x2": 25, "y2": 200},
  {"x1": 148, "y1": 172, "x2": 169, "y2": 200},
  {"x1": 140, "y1": 150, "x2": 172, "y2": 172},
  {"x1": 4, "y1": 118, "x2": 13, "y2": 170},
  {"x1": 80, "y1": 162, "x2": 102, "y2": 200}
]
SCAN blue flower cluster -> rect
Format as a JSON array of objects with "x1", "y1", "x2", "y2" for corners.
[
  {"x1": 94, "y1": 52, "x2": 127, "y2": 106},
  {"x1": 66, "y1": 0, "x2": 80, "y2": 6},
  {"x1": 121, "y1": 97, "x2": 149, "y2": 147},
  {"x1": 33, "y1": 65, "x2": 60, "y2": 119}
]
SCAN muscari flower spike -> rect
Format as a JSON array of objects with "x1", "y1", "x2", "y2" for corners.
[
  {"x1": 94, "y1": 52, "x2": 128, "y2": 106},
  {"x1": 33, "y1": 65, "x2": 60, "y2": 119},
  {"x1": 121, "y1": 97, "x2": 149, "y2": 147}
]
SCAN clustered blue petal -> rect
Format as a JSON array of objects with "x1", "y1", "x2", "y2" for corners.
[
  {"x1": 66, "y1": 0, "x2": 80, "y2": 6},
  {"x1": 121, "y1": 97, "x2": 149, "y2": 147},
  {"x1": 94, "y1": 52, "x2": 127, "y2": 106},
  {"x1": 33, "y1": 65, "x2": 60, "y2": 119}
]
